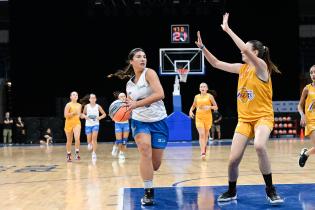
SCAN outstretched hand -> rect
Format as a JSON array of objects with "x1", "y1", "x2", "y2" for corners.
[
  {"x1": 220, "y1": 12, "x2": 230, "y2": 32},
  {"x1": 195, "y1": 31, "x2": 204, "y2": 49}
]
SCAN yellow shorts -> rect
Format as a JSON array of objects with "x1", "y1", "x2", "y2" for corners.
[
  {"x1": 305, "y1": 123, "x2": 315, "y2": 136},
  {"x1": 64, "y1": 121, "x2": 81, "y2": 133},
  {"x1": 195, "y1": 116, "x2": 212, "y2": 130},
  {"x1": 235, "y1": 118, "x2": 274, "y2": 139}
]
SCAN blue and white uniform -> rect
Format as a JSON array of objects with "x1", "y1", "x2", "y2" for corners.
[
  {"x1": 126, "y1": 68, "x2": 168, "y2": 149},
  {"x1": 115, "y1": 119, "x2": 130, "y2": 145},
  {"x1": 85, "y1": 104, "x2": 100, "y2": 134}
]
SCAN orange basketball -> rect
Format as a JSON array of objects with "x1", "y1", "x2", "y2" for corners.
[{"x1": 109, "y1": 100, "x2": 131, "y2": 122}]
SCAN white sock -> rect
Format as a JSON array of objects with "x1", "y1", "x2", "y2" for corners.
[
  {"x1": 75, "y1": 149, "x2": 79, "y2": 153},
  {"x1": 144, "y1": 180, "x2": 153, "y2": 189}
]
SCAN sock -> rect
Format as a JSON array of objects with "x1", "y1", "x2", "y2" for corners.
[
  {"x1": 228, "y1": 181, "x2": 237, "y2": 193},
  {"x1": 263, "y1": 173, "x2": 273, "y2": 187},
  {"x1": 67, "y1": 152, "x2": 71, "y2": 155},
  {"x1": 122, "y1": 138, "x2": 128, "y2": 145},
  {"x1": 75, "y1": 149, "x2": 79, "y2": 153},
  {"x1": 144, "y1": 180, "x2": 153, "y2": 189}
]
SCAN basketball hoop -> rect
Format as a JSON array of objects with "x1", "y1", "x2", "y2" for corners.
[{"x1": 176, "y1": 68, "x2": 189, "y2": 83}]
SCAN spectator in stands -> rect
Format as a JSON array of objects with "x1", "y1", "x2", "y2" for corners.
[
  {"x1": 15, "y1": 116, "x2": 26, "y2": 144},
  {"x1": 3, "y1": 112, "x2": 13, "y2": 145},
  {"x1": 40, "y1": 128, "x2": 53, "y2": 145},
  {"x1": 211, "y1": 110, "x2": 222, "y2": 140}
]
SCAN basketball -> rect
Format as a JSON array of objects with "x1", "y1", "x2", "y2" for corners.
[{"x1": 108, "y1": 100, "x2": 131, "y2": 122}]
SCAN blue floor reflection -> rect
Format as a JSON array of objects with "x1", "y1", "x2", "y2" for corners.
[{"x1": 123, "y1": 184, "x2": 315, "y2": 210}]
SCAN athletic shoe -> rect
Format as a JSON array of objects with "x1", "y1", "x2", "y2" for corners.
[
  {"x1": 201, "y1": 153, "x2": 206, "y2": 161},
  {"x1": 266, "y1": 186, "x2": 284, "y2": 205},
  {"x1": 92, "y1": 152, "x2": 97, "y2": 161},
  {"x1": 119, "y1": 152, "x2": 125, "y2": 160},
  {"x1": 112, "y1": 145, "x2": 118, "y2": 157},
  {"x1": 217, "y1": 190, "x2": 237, "y2": 202},
  {"x1": 87, "y1": 143, "x2": 93, "y2": 151},
  {"x1": 299, "y1": 148, "x2": 309, "y2": 167},
  {"x1": 75, "y1": 152, "x2": 80, "y2": 160},
  {"x1": 67, "y1": 153, "x2": 72, "y2": 162},
  {"x1": 141, "y1": 188, "x2": 154, "y2": 206}
]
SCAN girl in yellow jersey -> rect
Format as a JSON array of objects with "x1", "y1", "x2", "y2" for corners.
[
  {"x1": 195, "y1": 13, "x2": 283, "y2": 204},
  {"x1": 64, "y1": 91, "x2": 82, "y2": 162},
  {"x1": 189, "y1": 83, "x2": 218, "y2": 160},
  {"x1": 298, "y1": 65, "x2": 315, "y2": 167}
]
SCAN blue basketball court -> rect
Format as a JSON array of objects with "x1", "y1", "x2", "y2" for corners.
[{"x1": 123, "y1": 184, "x2": 315, "y2": 210}]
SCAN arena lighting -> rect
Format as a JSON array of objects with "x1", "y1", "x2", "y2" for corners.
[
  {"x1": 134, "y1": 0, "x2": 141, "y2": 5},
  {"x1": 94, "y1": 0, "x2": 104, "y2": 6}
]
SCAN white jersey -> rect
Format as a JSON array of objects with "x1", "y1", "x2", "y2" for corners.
[
  {"x1": 126, "y1": 68, "x2": 167, "y2": 122},
  {"x1": 85, "y1": 104, "x2": 100, "y2": 126}
]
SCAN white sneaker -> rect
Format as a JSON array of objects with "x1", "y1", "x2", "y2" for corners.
[
  {"x1": 119, "y1": 152, "x2": 125, "y2": 160},
  {"x1": 111, "y1": 145, "x2": 118, "y2": 157},
  {"x1": 92, "y1": 152, "x2": 97, "y2": 161},
  {"x1": 87, "y1": 143, "x2": 93, "y2": 151}
]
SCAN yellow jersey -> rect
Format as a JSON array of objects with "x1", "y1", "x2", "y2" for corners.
[
  {"x1": 304, "y1": 84, "x2": 315, "y2": 124},
  {"x1": 195, "y1": 93, "x2": 213, "y2": 120},
  {"x1": 65, "y1": 102, "x2": 81, "y2": 124},
  {"x1": 237, "y1": 64, "x2": 273, "y2": 122}
]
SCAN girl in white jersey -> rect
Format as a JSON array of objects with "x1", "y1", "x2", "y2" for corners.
[
  {"x1": 108, "y1": 48, "x2": 168, "y2": 206},
  {"x1": 80, "y1": 94, "x2": 106, "y2": 161},
  {"x1": 111, "y1": 91, "x2": 130, "y2": 160}
]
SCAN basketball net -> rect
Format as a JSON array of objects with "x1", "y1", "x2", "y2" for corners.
[{"x1": 176, "y1": 68, "x2": 189, "y2": 83}]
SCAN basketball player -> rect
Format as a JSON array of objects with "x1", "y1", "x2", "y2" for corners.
[
  {"x1": 298, "y1": 65, "x2": 315, "y2": 167},
  {"x1": 64, "y1": 91, "x2": 82, "y2": 162},
  {"x1": 189, "y1": 82, "x2": 218, "y2": 160},
  {"x1": 195, "y1": 13, "x2": 283, "y2": 204},
  {"x1": 111, "y1": 91, "x2": 130, "y2": 160},
  {"x1": 108, "y1": 48, "x2": 168, "y2": 206},
  {"x1": 81, "y1": 94, "x2": 106, "y2": 162}
]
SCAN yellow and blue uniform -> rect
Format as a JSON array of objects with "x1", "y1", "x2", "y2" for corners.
[
  {"x1": 304, "y1": 84, "x2": 315, "y2": 136},
  {"x1": 64, "y1": 102, "x2": 81, "y2": 133},
  {"x1": 194, "y1": 93, "x2": 213, "y2": 130},
  {"x1": 235, "y1": 64, "x2": 274, "y2": 138}
]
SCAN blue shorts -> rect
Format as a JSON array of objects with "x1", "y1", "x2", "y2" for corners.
[
  {"x1": 85, "y1": 125, "x2": 99, "y2": 134},
  {"x1": 131, "y1": 118, "x2": 168, "y2": 149},
  {"x1": 115, "y1": 122, "x2": 130, "y2": 133}
]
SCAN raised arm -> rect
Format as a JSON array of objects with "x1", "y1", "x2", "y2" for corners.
[
  {"x1": 221, "y1": 13, "x2": 268, "y2": 81},
  {"x1": 195, "y1": 31, "x2": 242, "y2": 74},
  {"x1": 298, "y1": 87, "x2": 308, "y2": 127}
]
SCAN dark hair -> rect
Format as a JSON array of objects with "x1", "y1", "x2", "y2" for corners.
[
  {"x1": 79, "y1": 94, "x2": 92, "y2": 108},
  {"x1": 248, "y1": 40, "x2": 281, "y2": 74},
  {"x1": 107, "y1": 48, "x2": 145, "y2": 79},
  {"x1": 113, "y1": 91, "x2": 121, "y2": 99},
  {"x1": 208, "y1": 89, "x2": 217, "y2": 98}
]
